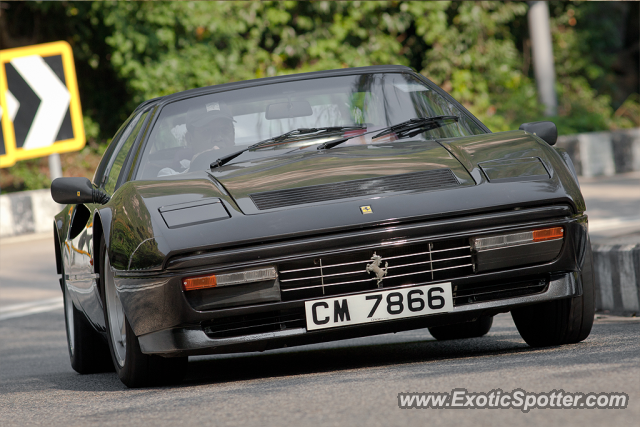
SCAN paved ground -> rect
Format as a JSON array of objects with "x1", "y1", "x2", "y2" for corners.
[
  {"x1": 0, "y1": 310, "x2": 638, "y2": 426},
  {"x1": 0, "y1": 234, "x2": 59, "y2": 309},
  {"x1": 578, "y1": 171, "x2": 640, "y2": 242}
]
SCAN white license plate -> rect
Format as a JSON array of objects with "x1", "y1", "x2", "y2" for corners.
[{"x1": 304, "y1": 283, "x2": 453, "y2": 331}]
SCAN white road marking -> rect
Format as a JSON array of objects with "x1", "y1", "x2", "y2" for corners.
[
  {"x1": 0, "y1": 297, "x2": 63, "y2": 321},
  {"x1": 10, "y1": 55, "x2": 70, "y2": 150}
]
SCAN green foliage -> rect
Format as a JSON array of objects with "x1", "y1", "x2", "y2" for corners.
[
  {"x1": 1, "y1": 1, "x2": 637, "y2": 192},
  {"x1": 79, "y1": 1, "x2": 636, "y2": 135},
  {"x1": 546, "y1": 1, "x2": 637, "y2": 134},
  {"x1": 0, "y1": 158, "x2": 51, "y2": 193}
]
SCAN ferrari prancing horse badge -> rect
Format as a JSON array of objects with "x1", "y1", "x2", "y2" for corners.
[
  {"x1": 366, "y1": 252, "x2": 388, "y2": 288},
  {"x1": 360, "y1": 206, "x2": 373, "y2": 214}
]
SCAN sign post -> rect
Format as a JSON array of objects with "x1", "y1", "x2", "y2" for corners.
[{"x1": 0, "y1": 41, "x2": 85, "y2": 170}]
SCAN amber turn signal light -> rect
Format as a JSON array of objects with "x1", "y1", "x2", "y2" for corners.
[
  {"x1": 182, "y1": 267, "x2": 278, "y2": 292},
  {"x1": 533, "y1": 227, "x2": 563, "y2": 242},
  {"x1": 182, "y1": 275, "x2": 217, "y2": 291},
  {"x1": 472, "y1": 226, "x2": 564, "y2": 251}
]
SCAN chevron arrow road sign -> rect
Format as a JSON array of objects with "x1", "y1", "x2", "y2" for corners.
[{"x1": 0, "y1": 41, "x2": 85, "y2": 168}]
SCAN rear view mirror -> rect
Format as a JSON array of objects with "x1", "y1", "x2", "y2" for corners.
[
  {"x1": 51, "y1": 177, "x2": 110, "y2": 205},
  {"x1": 519, "y1": 121, "x2": 557, "y2": 146},
  {"x1": 265, "y1": 101, "x2": 313, "y2": 120}
]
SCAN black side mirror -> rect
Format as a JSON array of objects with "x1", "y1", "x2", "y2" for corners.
[
  {"x1": 519, "y1": 121, "x2": 557, "y2": 146},
  {"x1": 51, "y1": 177, "x2": 110, "y2": 205}
]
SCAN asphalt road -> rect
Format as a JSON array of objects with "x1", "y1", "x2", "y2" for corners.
[
  {"x1": 0, "y1": 234, "x2": 59, "y2": 309},
  {"x1": 0, "y1": 309, "x2": 638, "y2": 426},
  {"x1": 579, "y1": 171, "x2": 640, "y2": 241}
]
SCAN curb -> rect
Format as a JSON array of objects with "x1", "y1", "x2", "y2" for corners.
[
  {"x1": 0, "y1": 188, "x2": 62, "y2": 239},
  {"x1": 592, "y1": 243, "x2": 640, "y2": 315},
  {"x1": 556, "y1": 128, "x2": 640, "y2": 177}
]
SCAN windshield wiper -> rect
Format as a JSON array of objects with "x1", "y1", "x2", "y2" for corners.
[
  {"x1": 372, "y1": 115, "x2": 459, "y2": 139},
  {"x1": 316, "y1": 115, "x2": 459, "y2": 151},
  {"x1": 210, "y1": 126, "x2": 366, "y2": 169},
  {"x1": 211, "y1": 117, "x2": 459, "y2": 168}
]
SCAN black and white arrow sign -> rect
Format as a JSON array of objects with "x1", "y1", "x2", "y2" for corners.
[
  {"x1": 0, "y1": 89, "x2": 19, "y2": 155},
  {"x1": 5, "y1": 54, "x2": 74, "y2": 149},
  {"x1": 0, "y1": 41, "x2": 84, "y2": 167}
]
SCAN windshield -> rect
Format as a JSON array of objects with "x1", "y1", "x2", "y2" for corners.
[{"x1": 136, "y1": 72, "x2": 486, "y2": 179}]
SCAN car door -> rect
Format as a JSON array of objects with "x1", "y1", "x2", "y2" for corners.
[{"x1": 63, "y1": 109, "x2": 151, "y2": 330}]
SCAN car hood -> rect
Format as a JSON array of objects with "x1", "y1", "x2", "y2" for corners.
[
  {"x1": 105, "y1": 131, "x2": 585, "y2": 271},
  {"x1": 209, "y1": 139, "x2": 475, "y2": 214}
]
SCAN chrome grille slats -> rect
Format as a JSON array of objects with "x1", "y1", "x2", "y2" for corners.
[
  {"x1": 250, "y1": 169, "x2": 459, "y2": 210},
  {"x1": 279, "y1": 254, "x2": 473, "y2": 283},
  {"x1": 277, "y1": 237, "x2": 474, "y2": 301},
  {"x1": 283, "y1": 276, "x2": 376, "y2": 291},
  {"x1": 280, "y1": 263, "x2": 475, "y2": 292},
  {"x1": 278, "y1": 246, "x2": 472, "y2": 276}
]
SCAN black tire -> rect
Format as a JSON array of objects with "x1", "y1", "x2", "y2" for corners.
[
  {"x1": 511, "y1": 241, "x2": 595, "y2": 347},
  {"x1": 62, "y1": 271, "x2": 113, "y2": 374},
  {"x1": 99, "y1": 236, "x2": 187, "y2": 388},
  {"x1": 428, "y1": 316, "x2": 493, "y2": 340}
]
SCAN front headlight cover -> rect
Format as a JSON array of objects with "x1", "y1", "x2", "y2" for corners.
[
  {"x1": 159, "y1": 198, "x2": 230, "y2": 229},
  {"x1": 478, "y1": 157, "x2": 550, "y2": 183}
]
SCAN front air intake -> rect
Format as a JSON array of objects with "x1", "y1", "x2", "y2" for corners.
[
  {"x1": 277, "y1": 237, "x2": 473, "y2": 301},
  {"x1": 250, "y1": 169, "x2": 459, "y2": 210}
]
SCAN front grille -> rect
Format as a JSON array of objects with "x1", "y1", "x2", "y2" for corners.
[
  {"x1": 278, "y1": 238, "x2": 473, "y2": 301},
  {"x1": 250, "y1": 169, "x2": 459, "y2": 210},
  {"x1": 202, "y1": 308, "x2": 306, "y2": 339}
]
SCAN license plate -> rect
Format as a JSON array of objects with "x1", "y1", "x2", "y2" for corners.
[{"x1": 304, "y1": 283, "x2": 453, "y2": 331}]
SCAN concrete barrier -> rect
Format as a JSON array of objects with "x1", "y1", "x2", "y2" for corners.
[
  {"x1": 593, "y1": 243, "x2": 640, "y2": 315},
  {"x1": 0, "y1": 189, "x2": 62, "y2": 238},
  {"x1": 556, "y1": 128, "x2": 640, "y2": 177}
]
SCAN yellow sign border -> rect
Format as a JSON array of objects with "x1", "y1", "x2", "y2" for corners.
[
  {"x1": 0, "y1": 52, "x2": 15, "y2": 167},
  {"x1": 0, "y1": 41, "x2": 85, "y2": 168}
]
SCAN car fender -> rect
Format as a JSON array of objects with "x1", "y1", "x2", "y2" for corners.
[
  {"x1": 105, "y1": 178, "x2": 230, "y2": 272},
  {"x1": 438, "y1": 130, "x2": 586, "y2": 214}
]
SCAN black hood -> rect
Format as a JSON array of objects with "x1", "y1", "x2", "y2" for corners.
[{"x1": 210, "y1": 139, "x2": 475, "y2": 214}]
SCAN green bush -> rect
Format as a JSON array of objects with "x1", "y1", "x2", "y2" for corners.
[{"x1": 1, "y1": 1, "x2": 637, "y2": 192}]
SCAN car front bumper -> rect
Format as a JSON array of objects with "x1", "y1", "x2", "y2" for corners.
[
  {"x1": 138, "y1": 272, "x2": 580, "y2": 357},
  {"x1": 113, "y1": 204, "x2": 590, "y2": 356}
]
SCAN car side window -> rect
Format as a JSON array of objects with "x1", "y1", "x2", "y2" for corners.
[
  {"x1": 104, "y1": 110, "x2": 150, "y2": 194},
  {"x1": 92, "y1": 115, "x2": 137, "y2": 187}
]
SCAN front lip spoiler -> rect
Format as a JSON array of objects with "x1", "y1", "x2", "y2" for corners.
[{"x1": 138, "y1": 272, "x2": 579, "y2": 356}]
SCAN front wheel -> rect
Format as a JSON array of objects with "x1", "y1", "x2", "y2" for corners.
[
  {"x1": 511, "y1": 242, "x2": 595, "y2": 347},
  {"x1": 62, "y1": 269, "x2": 113, "y2": 374},
  {"x1": 100, "y1": 236, "x2": 187, "y2": 388},
  {"x1": 428, "y1": 316, "x2": 493, "y2": 340}
]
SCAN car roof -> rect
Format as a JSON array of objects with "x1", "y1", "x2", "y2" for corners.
[{"x1": 134, "y1": 65, "x2": 415, "y2": 112}]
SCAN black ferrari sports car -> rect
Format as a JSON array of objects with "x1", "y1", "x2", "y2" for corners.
[{"x1": 51, "y1": 65, "x2": 594, "y2": 387}]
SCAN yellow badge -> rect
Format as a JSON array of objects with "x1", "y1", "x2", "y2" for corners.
[{"x1": 360, "y1": 206, "x2": 373, "y2": 214}]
